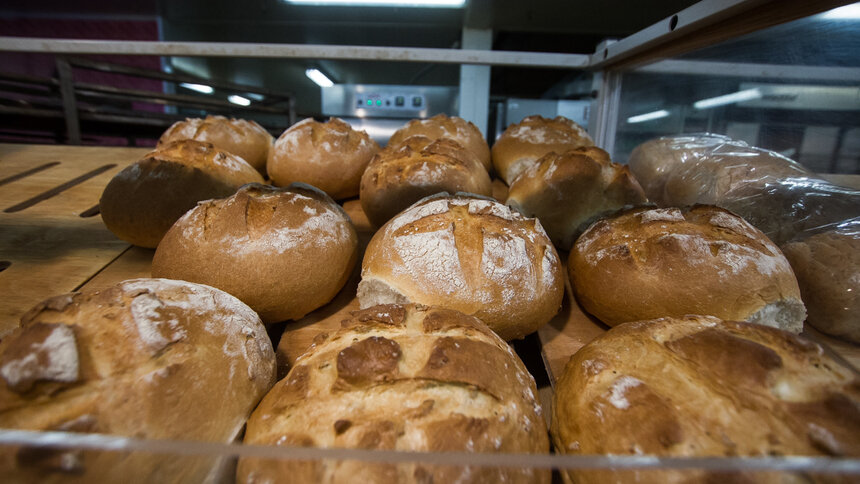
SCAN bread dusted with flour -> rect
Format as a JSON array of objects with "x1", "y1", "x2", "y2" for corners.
[
  {"x1": 387, "y1": 114, "x2": 492, "y2": 172},
  {"x1": 0, "y1": 278, "x2": 276, "y2": 483},
  {"x1": 551, "y1": 315, "x2": 860, "y2": 484},
  {"x1": 152, "y1": 183, "x2": 358, "y2": 323},
  {"x1": 358, "y1": 193, "x2": 564, "y2": 340},
  {"x1": 238, "y1": 304, "x2": 549, "y2": 484},
  {"x1": 158, "y1": 115, "x2": 273, "y2": 174},
  {"x1": 569, "y1": 205, "x2": 806, "y2": 331},
  {"x1": 360, "y1": 136, "x2": 492, "y2": 227}
]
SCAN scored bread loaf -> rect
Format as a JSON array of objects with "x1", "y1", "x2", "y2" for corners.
[
  {"x1": 0, "y1": 278, "x2": 276, "y2": 483},
  {"x1": 99, "y1": 139, "x2": 264, "y2": 248},
  {"x1": 387, "y1": 114, "x2": 492, "y2": 172},
  {"x1": 152, "y1": 183, "x2": 358, "y2": 324},
  {"x1": 357, "y1": 193, "x2": 564, "y2": 341},
  {"x1": 569, "y1": 205, "x2": 806, "y2": 331},
  {"x1": 491, "y1": 115, "x2": 593, "y2": 185},
  {"x1": 551, "y1": 315, "x2": 860, "y2": 484},
  {"x1": 268, "y1": 117, "x2": 380, "y2": 199},
  {"x1": 158, "y1": 115, "x2": 273, "y2": 175},
  {"x1": 238, "y1": 304, "x2": 549, "y2": 484},
  {"x1": 506, "y1": 146, "x2": 647, "y2": 250},
  {"x1": 360, "y1": 135, "x2": 492, "y2": 227}
]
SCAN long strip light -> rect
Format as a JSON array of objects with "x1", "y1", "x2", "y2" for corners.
[
  {"x1": 305, "y1": 68, "x2": 334, "y2": 87},
  {"x1": 626, "y1": 109, "x2": 669, "y2": 124},
  {"x1": 286, "y1": 0, "x2": 465, "y2": 6},
  {"x1": 821, "y1": 3, "x2": 860, "y2": 19},
  {"x1": 228, "y1": 95, "x2": 251, "y2": 106},
  {"x1": 693, "y1": 88, "x2": 761, "y2": 110},
  {"x1": 179, "y1": 83, "x2": 213, "y2": 94}
]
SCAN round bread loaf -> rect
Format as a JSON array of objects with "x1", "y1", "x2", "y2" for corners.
[
  {"x1": 152, "y1": 183, "x2": 358, "y2": 323},
  {"x1": 360, "y1": 135, "x2": 493, "y2": 227},
  {"x1": 506, "y1": 146, "x2": 648, "y2": 250},
  {"x1": 569, "y1": 205, "x2": 806, "y2": 331},
  {"x1": 100, "y1": 139, "x2": 264, "y2": 248},
  {"x1": 158, "y1": 115, "x2": 273, "y2": 174},
  {"x1": 387, "y1": 114, "x2": 492, "y2": 172},
  {"x1": 0, "y1": 278, "x2": 276, "y2": 483},
  {"x1": 238, "y1": 304, "x2": 549, "y2": 484},
  {"x1": 268, "y1": 117, "x2": 380, "y2": 199},
  {"x1": 491, "y1": 115, "x2": 593, "y2": 185},
  {"x1": 357, "y1": 193, "x2": 564, "y2": 341},
  {"x1": 551, "y1": 315, "x2": 860, "y2": 484},
  {"x1": 782, "y1": 224, "x2": 860, "y2": 343}
]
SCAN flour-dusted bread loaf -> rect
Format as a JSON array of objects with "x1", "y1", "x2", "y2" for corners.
[
  {"x1": 357, "y1": 193, "x2": 564, "y2": 341},
  {"x1": 551, "y1": 315, "x2": 860, "y2": 484},
  {"x1": 491, "y1": 115, "x2": 593, "y2": 185},
  {"x1": 158, "y1": 115, "x2": 273, "y2": 175},
  {"x1": 238, "y1": 304, "x2": 550, "y2": 484},
  {"x1": 100, "y1": 139, "x2": 264, "y2": 248},
  {"x1": 0, "y1": 278, "x2": 276, "y2": 483},
  {"x1": 360, "y1": 136, "x2": 492, "y2": 227},
  {"x1": 782, "y1": 222, "x2": 860, "y2": 343},
  {"x1": 569, "y1": 205, "x2": 806, "y2": 331},
  {"x1": 152, "y1": 183, "x2": 358, "y2": 324},
  {"x1": 387, "y1": 114, "x2": 492, "y2": 172},
  {"x1": 268, "y1": 117, "x2": 380, "y2": 200},
  {"x1": 506, "y1": 146, "x2": 647, "y2": 250}
]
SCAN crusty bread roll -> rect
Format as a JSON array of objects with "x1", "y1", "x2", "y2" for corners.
[
  {"x1": 569, "y1": 205, "x2": 806, "y2": 331},
  {"x1": 506, "y1": 146, "x2": 647, "y2": 250},
  {"x1": 100, "y1": 139, "x2": 264, "y2": 248},
  {"x1": 238, "y1": 304, "x2": 549, "y2": 484},
  {"x1": 387, "y1": 114, "x2": 492, "y2": 172},
  {"x1": 551, "y1": 315, "x2": 860, "y2": 484},
  {"x1": 268, "y1": 117, "x2": 380, "y2": 200},
  {"x1": 782, "y1": 224, "x2": 860, "y2": 343},
  {"x1": 0, "y1": 278, "x2": 276, "y2": 483},
  {"x1": 491, "y1": 115, "x2": 593, "y2": 185},
  {"x1": 152, "y1": 183, "x2": 358, "y2": 324},
  {"x1": 357, "y1": 193, "x2": 564, "y2": 341},
  {"x1": 360, "y1": 136, "x2": 493, "y2": 227},
  {"x1": 158, "y1": 115, "x2": 273, "y2": 175}
]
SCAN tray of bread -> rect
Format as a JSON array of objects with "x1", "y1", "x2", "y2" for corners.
[{"x1": 0, "y1": 113, "x2": 858, "y2": 482}]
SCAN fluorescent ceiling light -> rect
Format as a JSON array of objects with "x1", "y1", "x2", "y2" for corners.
[
  {"x1": 305, "y1": 68, "x2": 334, "y2": 87},
  {"x1": 627, "y1": 109, "x2": 669, "y2": 124},
  {"x1": 694, "y1": 88, "x2": 761, "y2": 110},
  {"x1": 179, "y1": 83, "x2": 213, "y2": 94},
  {"x1": 245, "y1": 93, "x2": 265, "y2": 101},
  {"x1": 228, "y1": 95, "x2": 251, "y2": 106},
  {"x1": 821, "y1": 3, "x2": 860, "y2": 19},
  {"x1": 285, "y1": 0, "x2": 465, "y2": 7}
]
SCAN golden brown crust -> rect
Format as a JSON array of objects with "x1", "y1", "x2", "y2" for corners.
[
  {"x1": 569, "y1": 205, "x2": 806, "y2": 330},
  {"x1": 491, "y1": 115, "x2": 593, "y2": 185},
  {"x1": 151, "y1": 183, "x2": 358, "y2": 323},
  {"x1": 387, "y1": 114, "x2": 491, "y2": 172},
  {"x1": 99, "y1": 139, "x2": 264, "y2": 248},
  {"x1": 506, "y1": 147, "x2": 648, "y2": 250},
  {"x1": 360, "y1": 136, "x2": 493, "y2": 227},
  {"x1": 238, "y1": 304, "x2": 549, "y2": 484},
  {"x1": 267, "y1": 117, "x2": 380, "y2": 199},
  {"x1": 357, "y1": 193, "x2": 564, "y2": 341},
  {"x1": 551, "y1": 315, "x2": 860, "y2": 484},
  {"x1": 158, "y1": 115, "x2": 273, "y2": 174},
  {"x1": 0, "y1": 278, "x2": 276, "y2": 483}
]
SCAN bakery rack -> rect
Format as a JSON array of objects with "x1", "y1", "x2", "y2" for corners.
[{"x1": 1, "y1": 0, "x2": 859, "y2": 478}]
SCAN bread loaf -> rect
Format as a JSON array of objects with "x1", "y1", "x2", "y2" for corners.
[
  {"x1": 152, "y1": 183, "x2": 358, "y2": 324},
  {"x1": 357, "y1": 193, "x2": 564, "y2": 340},
  {"x1": 551, "y1": 315, "x2": 860, "y2": 484},
  {"x1": 158, "y1": 115, "x2": 273, "y2": 175},
  {"x1": 99, "y1": 139, "x2": 264, "y2": 248},
  {"x1": 569, "y1": 205, "x2": 806, "y2": 331},
  {"x1": 506, "y1": 146, "x2": 647, "y2": 250},
  {"x1": 268, "y1": 117, "x2": 380, "y2": 200},
  {"x1": 387, "y1": 114, "x2": 492, "y2": 172},
  {"x1": 360, "y1": 136, "x2": 492, "y2": 227},
  {"x1": 491, "y1": 115, "x2": 593, "y2": 185},
  {"x1": 0, "y1": 278, "x2": 276, "y2": 483},
  {"x1": 238, "y1": 304, "x2": 549, "y2": 484}
]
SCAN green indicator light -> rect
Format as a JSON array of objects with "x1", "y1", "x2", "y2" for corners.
[
  {"x1": 367, "y1": 99, "x2": 373, "y2": 106},
  {"x1": 376, "y1": 99, "x2": 382, "y2": 106}
]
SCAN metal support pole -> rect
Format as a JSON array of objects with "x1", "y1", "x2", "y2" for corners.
[
  {"x1": 590, "y1": 69, "x2": 623, "y2": 160},
  {"x1": 458, "y1": 28, "x2": 492, "y2": 137},
  {"x1": 55, "y1": 57, "x2": 81, "y2": 145}
]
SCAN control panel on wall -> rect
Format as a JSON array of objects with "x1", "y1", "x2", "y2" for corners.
[
  {"x1": 322, "y1": 84, "x2": 457, "y2": 119},
  {"x1": 356, "y1": 93, "x2": 425, "y2": 111}
]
